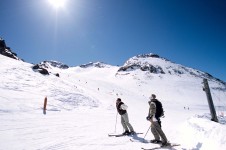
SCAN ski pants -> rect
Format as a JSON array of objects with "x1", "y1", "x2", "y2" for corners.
[
  {"x1": 151, "y1": 121, "x2": 167, "y2": 143},
  {"x1": 121, "y1": 113, "x2": 134, "y2": 132}
]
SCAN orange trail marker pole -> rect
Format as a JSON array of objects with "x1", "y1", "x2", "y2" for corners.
[{"x1": 43, "y1": 97, "x2": 47, "y2": 114}]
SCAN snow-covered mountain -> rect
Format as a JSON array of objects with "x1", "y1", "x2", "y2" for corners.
[
  {"x1": 118, "y1": 53, "x2": 225, "y2": 85},
  {"x1": 0, "y1": 49, "x2": 226, "y2": 150}
]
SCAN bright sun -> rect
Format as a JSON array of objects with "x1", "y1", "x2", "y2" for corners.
[{"x1": 48, "y1": 0, "x2": 66, "y2": 9}]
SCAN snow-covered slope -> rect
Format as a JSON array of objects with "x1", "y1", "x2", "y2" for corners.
[{"x1": 0, "y1": 54, "x2": 226, "y2": 150}]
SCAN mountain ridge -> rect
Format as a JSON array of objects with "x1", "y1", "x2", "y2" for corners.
[{"x1": 0, "y1": 38, "x2": 225, "y2": 84}]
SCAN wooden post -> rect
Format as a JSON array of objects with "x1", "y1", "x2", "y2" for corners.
[
  {"x1": 203, "y1": 79, "x2": 218, "y2": 122},
  {"x1": 43, "y1": 97, "x2": 47, "y2": 114}
]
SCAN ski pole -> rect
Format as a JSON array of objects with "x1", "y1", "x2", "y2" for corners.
[
  {"x1": 143, "y1": 124, "x2": 151, "y2": 141},
  {"x1": 114, "y1": 112, "x2": 118, "y2": 133}
]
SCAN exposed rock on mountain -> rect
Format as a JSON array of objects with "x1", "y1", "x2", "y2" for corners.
[
  {"x1": 80, "y1": 62, "x2": 111, "y2": 68},
  {"x1": 39, "y1": 61, "x2": 69, "y2": 69},
  {"x1": 0, "y1": 38, "x2": 21, "y2": 60},
  {"x1": 32, "y1": 61, "x2": 69, "y2": 75}
]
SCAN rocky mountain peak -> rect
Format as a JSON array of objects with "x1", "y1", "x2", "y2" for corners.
[
  {"x1": 0, "y1": 38, "x2": 21, "y2": 61},
  {"x1": 118, "y1": 53, "x2": 225, "y2": 85},
  {"x1": 32, "y1": 60, "x2": 69, "y2": 75},
  {"x1": 33, "y1": 60, "x2": 69, "y2": 70},
  {"x1": 118, "y1": 53, "x2": 168, "y2": 74},
  {"x1": 80, "y1": 62, "x2": 111, "y2": 68},
  {"x1": 136, "y1": 53, "x2": 160, "y2": 59}
]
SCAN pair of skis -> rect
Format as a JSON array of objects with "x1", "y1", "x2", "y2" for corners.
[
  {"x1": 141, "y1": 143, "x2": 180, "y2": 150},
  {"x1": 108, "y1": 132, "x2": 143, "y2": 137},
  {"x1": 108, "y1": 133, "x2": 180, "y2": 149},
  {"x1": 131, "y1": 138, "x2": 180, "y2": 149}
]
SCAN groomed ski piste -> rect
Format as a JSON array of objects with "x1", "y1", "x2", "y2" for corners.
[{"x1": 0, "y1": 54, "x2": 226, "y2": 150}]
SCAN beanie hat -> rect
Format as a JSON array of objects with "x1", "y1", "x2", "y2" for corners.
[
  {"x1": 150, "y1": 94, "x2": 156, "y2": 99},
  {"x1": 117, "y1": 98, "x2": 121, "y2": 102}
]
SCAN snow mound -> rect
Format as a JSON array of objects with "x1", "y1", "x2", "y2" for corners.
[{"x1": 179, "y1": 114, "x2": 226, "y2": 150}]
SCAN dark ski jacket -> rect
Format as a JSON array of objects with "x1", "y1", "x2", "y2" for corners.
[{"x1": 116, "y1": 101, "x2": 127, "y2": 115}]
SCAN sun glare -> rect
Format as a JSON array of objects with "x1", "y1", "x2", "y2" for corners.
[{"x1": 48, "y1": 0, "x2": 66, "y2": 9}]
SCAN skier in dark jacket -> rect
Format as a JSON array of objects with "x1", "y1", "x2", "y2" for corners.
[
  {"x1": 147, "y1": 94, "x2": 168, "y2": 147},
  {"x1": 116, "y1": 98, "x2": 135, "y2": 135}
]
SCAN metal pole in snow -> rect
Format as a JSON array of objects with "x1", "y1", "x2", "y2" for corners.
[{"x1": 203, "y1": 79, "x2": 218, "y2": 122}]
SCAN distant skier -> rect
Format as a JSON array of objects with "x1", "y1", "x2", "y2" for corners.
[
  {"x1": 147, "y1": 94, "x2": 168, "y2": 147},
  {"x1": 116, "y1": 98, "x2": 135, "y2": 135}
]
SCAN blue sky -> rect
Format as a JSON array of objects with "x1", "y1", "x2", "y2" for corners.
[{"x1": 1, "y1": 0, "x2": 226, "y2": 81}]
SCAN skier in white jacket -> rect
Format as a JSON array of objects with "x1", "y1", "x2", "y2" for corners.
[{"x1": 116, "y1": 98, "x2": 135, "y2": 135}]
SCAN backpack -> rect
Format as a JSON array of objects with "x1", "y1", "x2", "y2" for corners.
[{"x1": 153, "y1": 100, "x2": 164, "y2": 118}]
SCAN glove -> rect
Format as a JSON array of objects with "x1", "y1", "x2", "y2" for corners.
[{"x1": 146, "y1": 116, "x2": 151, "y2": 121}]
